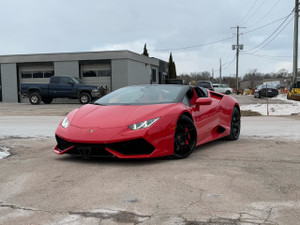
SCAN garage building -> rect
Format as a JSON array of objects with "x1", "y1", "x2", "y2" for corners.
[{"x1": 0, "y1": 50, "x2": 168, "y2": 103}]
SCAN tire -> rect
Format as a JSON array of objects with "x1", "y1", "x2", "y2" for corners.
[
  {"x1": 172, "y1": 115, "x2": 197, "y2": 159},
  {"x1": 226, "y1": 107, "x2": 241, "y2": 140},
  {"x1": 29, "y1": 92, "x2": 41, "y2": 105},
  {"x1": 225, "y1": 90, "x2": 231, "y2": 95},
  {"x1": 79, "y1": 92, "x2": 91, "y2": 104},
  {"x1": 42, "y1": 98, "x2": 53, "y2": 104}
]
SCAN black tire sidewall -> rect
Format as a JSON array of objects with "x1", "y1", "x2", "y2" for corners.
[
  {"x1": 173, "y1": 115, "x2": 197, "y2": 159},
  {"x1": 29, "y1": 93, "x2": 41, "y2": 105},
  {"x1": 228, "y1": 107, "x2": 240, "y2": 140},
  {"x1": 79, "y1": 93, "x2": 91, "y2": 104}
]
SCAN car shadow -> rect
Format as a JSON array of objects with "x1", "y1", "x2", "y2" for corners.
[{"x1": 54, "y1": 154, "x2": 169, "y2": 166}]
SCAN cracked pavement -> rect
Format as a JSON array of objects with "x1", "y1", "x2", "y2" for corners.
[{"x1": 0, "y1": 103, "x2": 300, "y2": 224}]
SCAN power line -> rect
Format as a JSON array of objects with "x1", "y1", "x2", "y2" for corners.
[
  {"x1": 240, "y1": 0, "x2": 267, "y2": 26},
  {"x1": 238, "y1": 0, "x2": 258, "y2": 25},
  {"x1": 242, "y1": 52, "x2": 293, "y2": 62},
  {"x1": 249, "y1": 15, "x2": 294, "y2": 53},
  {"x1": 222, "y1": 56, "x2": 236, "y2": 69},
  {"x1": 150, "y1": 14, "x2": 290, "y2": 53},
  {"x1": 242, "y1": 15, "x2": 290, "y2": 36},
  {"x1": 245, "y1": 8, "x2": 294, "y2": 53},
  {"x1": 248, "y1": 0, "x2": 281, "y2": 28},
  {"x1": 150, "y1": 35, "x2": 234, "y2": 52}
]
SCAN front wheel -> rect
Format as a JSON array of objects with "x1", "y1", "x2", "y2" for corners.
[
  {"x1": 173, "y1": 115, "x2": 197, "y2": 159},
  {"x1": 226, "y1": 107, "x2": 241, "y2": 140},
  {"x1": 225, "y1": 90, "x2": 231, "y2": 95},
  {"x1": 29, "y1": 92, "x2": 41, "y2": 105},
  {"x1": 79, "y1": 93, "x2": 91, "y2": 104}
]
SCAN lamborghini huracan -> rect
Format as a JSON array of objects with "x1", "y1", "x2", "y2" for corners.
[{"x1": 54, "y1": 84, "x2": 240, "y2": 159}]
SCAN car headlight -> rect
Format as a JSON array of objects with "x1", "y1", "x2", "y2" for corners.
[
  {"x1": 92, "y1": 88, "x2": 100, "y2": 93},
  {"x1": 129, "y1": 117, "x2": 160, "y2": 130},
  {"x1": 61, "y1": 117, "x2": 70, "y2": 128}
]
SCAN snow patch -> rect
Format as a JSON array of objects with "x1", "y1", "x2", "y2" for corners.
[
  {"x1": 241, "y1": 94, "x2": 300, "y2": 115},
  {"x1": 0, "y1": 146, "x2": 10, "y2": 159}
]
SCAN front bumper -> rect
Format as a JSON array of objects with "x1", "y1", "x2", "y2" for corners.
[
  {"x1": 54, "y1": 121, "x2": 174, "y2": 158},
  {"x1": 91, "y1": 92, "x2": 102, "y2": 98},
  {"x1": 55, "y1": 135, "x2": 156, "y2": 158}
]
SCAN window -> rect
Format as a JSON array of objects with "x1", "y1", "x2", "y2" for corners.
[
  {"x1": 82, "y1": 70, "x2": 111, "y2": 77},
  {"x1": 60, "y1": 77, "x2": 72, "y2": 84},
  {"x1": 21, "y1": 71, "x2": 54, "y2": 79},
  {"x1": 44, "y1": 71, "x2": 54, "y2": 78},
  {"x1": 182, "y1": 96, "x2": 190, "y2": 106},
  {"x1": 33, "y1": 72, "x2": 43, "y2": 78},
  {"x1": 51, "y1": 76, "x2": 60, "y2": 84},
  {"x1": 21, "y1": 72, "x2": 32, "y2": 79},
  {"x1": 98, "y1": 70, "x2": 111, "y2": 76},
  {"x1": 83, "y1": 71, "x2": 97, "y2": 77}
]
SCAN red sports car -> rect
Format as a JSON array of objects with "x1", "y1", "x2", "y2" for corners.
[{"x1": 54, "y1": 85, "x2": 240, "y2": 159}]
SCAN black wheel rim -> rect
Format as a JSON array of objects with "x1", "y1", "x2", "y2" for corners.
[
  {"x1": 174, "y1": 118, "x2": 197, "y2": 157},
  {"x1": 231, "y1": 109, "x2": 240, "y2": 139}
]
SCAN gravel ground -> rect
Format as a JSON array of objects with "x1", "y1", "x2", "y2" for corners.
[{"x1": 0, "y1": 95, "x2": 299, "y2": 225}]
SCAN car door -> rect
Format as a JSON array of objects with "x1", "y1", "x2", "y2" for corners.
[
  {"x1": 190, "y1": 87, "x2": 221, "y2": 144},
  {"x1": 49, "y1": 77, "x2": 76, "y2": 97}
]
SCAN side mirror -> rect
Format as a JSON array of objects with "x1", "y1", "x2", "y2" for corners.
[
  {"x1": 196, "y1": 98, "x2": 212, "y2": 106},
  {"x1": 68, "y1": 81, "x2": 74, "y2": 85}
]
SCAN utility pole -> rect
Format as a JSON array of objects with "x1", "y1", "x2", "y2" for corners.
[
  {"x1": 212, "y1": 68, "x2": 214, "y2": 79},
  {"x1": 293, "y1": 0, "x2": 299, "y2": 83},
  {"x1": 231, "y1": 26, "x2": 245, "y2": 94},
  {"x1": 219, "y1": 58, "x2": 222, "y2": 84}
]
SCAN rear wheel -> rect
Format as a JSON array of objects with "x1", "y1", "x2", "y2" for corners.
[
  {"x1": 226, "y1": 107, "x2": 241, "y2": 140},
  {"x1": 29, "y1": 92, "x2": 41, "y2": 105},
  {"x1": 173, "y1": 115, "x2": 197, "y2": 159},
  {"x1": 79, "y1": 93, "x2": 91, "y2": 104},
  {"x1": 225, "y1": 90, "x2": 231, "y2": 95}
]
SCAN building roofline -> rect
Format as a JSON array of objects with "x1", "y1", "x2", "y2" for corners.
[{"x1": 0, "y1": 50, "x2": 159, "y2": 66}]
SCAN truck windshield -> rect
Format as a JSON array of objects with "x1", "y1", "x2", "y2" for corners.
[{"x1": 71, "y1": 77, "x2": 83, "y2": 84}]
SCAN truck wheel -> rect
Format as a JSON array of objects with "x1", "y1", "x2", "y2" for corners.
[
  {"x1": 29, "y1": 93, "x2": 41, "y2": 105},
  {"x1": 79, "y1": 93, "x2": 91, "y2": 104},
  {"x1": 42, "y1": 98, "x2": 53, "y2": 104}
]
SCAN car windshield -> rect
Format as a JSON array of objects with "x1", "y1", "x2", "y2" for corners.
[
  {"x1": 71, "y1": 77, "x2": 83, "y2": 84},
  {"x1": 94, "y1": 85, "x2": 183, "y2": 105}
]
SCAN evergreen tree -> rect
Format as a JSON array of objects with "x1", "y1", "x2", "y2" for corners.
[
  {"x1": 142, "y1": 43, "x2": 149, "y2": 57},
  {"x1": 168, "y1": 53, "x2": 177, "y2": 79}
]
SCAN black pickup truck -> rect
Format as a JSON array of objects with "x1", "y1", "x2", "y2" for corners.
[{"x1": 21, "y1": 76, "x2": 106, "y2": 104}]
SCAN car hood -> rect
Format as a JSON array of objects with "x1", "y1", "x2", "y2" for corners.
[{"x1": 69, "y1": 103, "x2": 174, "y2": 128}]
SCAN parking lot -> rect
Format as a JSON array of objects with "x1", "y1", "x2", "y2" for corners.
[{"x1": 0, "y1": 95, "x2": 299, "y2": 225}]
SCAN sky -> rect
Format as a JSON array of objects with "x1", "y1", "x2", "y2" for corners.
[{"x1": 0, "y1": 0, "x2": 295, "y2": 77}]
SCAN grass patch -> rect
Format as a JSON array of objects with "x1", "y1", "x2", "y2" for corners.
[{"x1": 241, "y1": 110, "x2": 261, "y2": 116}]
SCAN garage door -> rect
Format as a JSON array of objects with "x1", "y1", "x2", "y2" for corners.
[
  {"x1": 81, "y1": 63, "x2": 111, "y2": 92},
  {"x1": 19, "y1": 65, "x2": 54, "y2": 84}
]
